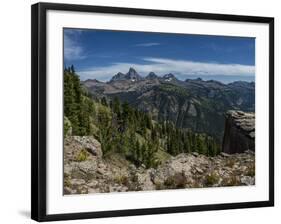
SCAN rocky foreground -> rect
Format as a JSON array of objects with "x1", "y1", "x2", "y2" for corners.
[{"x1": 64, "y1": 136, "x2": 255, "y2": 195}]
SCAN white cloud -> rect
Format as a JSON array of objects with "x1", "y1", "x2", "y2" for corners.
[
  {"x1": 77, "y1": 57, "x2": 255, "y2": 81},
  {"x1": 64, "y1": 32, "x2": 86, "y2": 60},
  {"x1": 135, "y1": 42, "x2": 161, "y2": 47},
  {"x1": 144, "y1": 57, "x2": 255, "y2": 76}
]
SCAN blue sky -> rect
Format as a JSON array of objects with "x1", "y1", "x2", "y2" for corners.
[{"x1": 64, "y1": 28, "x2": 255, "y2": 83}]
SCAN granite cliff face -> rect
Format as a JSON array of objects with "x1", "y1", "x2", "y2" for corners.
[{"x1": 222, "y1": 110, "x2": 255, "y2": 154}]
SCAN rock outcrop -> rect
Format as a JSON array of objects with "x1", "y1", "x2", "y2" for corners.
[
  {"x1": 222, "y1": 110, "x2": 255, "y2": 154},
  {"x1": 64, "y1": 136, "x2": 255, "y2": 195}
]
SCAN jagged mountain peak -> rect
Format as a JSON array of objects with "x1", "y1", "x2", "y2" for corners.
[
  {"x1": 110, "y1": 72, "x2": 126, "y2": 82},
  {"x1": 163, "y1": 73, "x2": 175, "y2": 78},
  {"x1": 110, "y1": 68, "x2": 143, "y2": 82},
  {"x1": 163, "y1": 73, "x2": 177, "y2": 82},
  {"x1": 146, "y1": 72, "x2": 158, "y2": 79},
  {"x1": 126, "y1": 67, "x2": 143, "y2": 81},
  {"x1": 128, "y1": 67, "x2": 137, "y2": 74},
  {"x1": 117, "y1": 72, "x2": 125, "y2": 76}
]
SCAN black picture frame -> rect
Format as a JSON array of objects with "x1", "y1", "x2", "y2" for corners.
[{"x1": 31, "y1": 2, "x2": 274, "y2": 222}]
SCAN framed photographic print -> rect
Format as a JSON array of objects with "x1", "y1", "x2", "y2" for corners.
[{"x1": 31, "y1": 2, "x2": 274, "y2": 222}]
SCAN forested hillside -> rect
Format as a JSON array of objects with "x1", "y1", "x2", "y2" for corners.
[
  {"x1": 64, "y1": 66, "x2": 220, "y2": 168},
  {"x1": 84, "y1": 67, "x2": 255, "y2": 142}
]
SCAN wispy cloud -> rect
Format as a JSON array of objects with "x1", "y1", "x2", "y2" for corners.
[
  {"x1": 144, "y1": 57, "x2": 255, "y2": 76},
  {"x1": 134, "y1": 42, "x2": 161, "y2": 47},
  {"x1": 64, "y1": 30, "x2": 86, "y2": 61},
  {"x1": 77, "y1": 57, "x2": 255, "y2": 81}
]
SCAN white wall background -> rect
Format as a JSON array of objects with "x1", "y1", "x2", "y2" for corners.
[{"x1": 0, "y1": 0, "x2": 279, "y2": 223}]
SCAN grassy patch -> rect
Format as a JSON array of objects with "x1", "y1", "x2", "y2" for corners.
[
  {"x1": 114, "y1": 175, "x2": 129, "y2": 186},
  {"x1": 158, "y1": 83, "x2": 189, "y2": 98},
  {"x1": 64, "y1": 177, "x2": 72, "y2": 188},
  {"x1": 75, "y1": 149, "x2": 89, "y2": 162},
  {"x1": 205, "y1": 172, "x2": 219, "y2": 186},
  {"x1": 221, "y1": 176, "x2": 241, "y2": 186},
  {"x1": 154, "y1": 149, "x2": 171, "y2": 165}
]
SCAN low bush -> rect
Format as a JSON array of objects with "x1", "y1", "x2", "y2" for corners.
[
  {"x1": 75, "y1": 149, "x2": 88, "y2": 162},
  {"x1": 114, "y1": 175, "x2": 129, "y2": 186},
  {"x1": 205, "y1": 172, "x2": 219, "y2": 186}
]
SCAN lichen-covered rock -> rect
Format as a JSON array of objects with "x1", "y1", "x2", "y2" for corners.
[
  {"x1": 222, "y1": 110, "x2": 255, "y2": 154},
  {"x1": 64, "y1": 136, "x2": 103, "y2": 161},
  {"x1": 134, "y1": 170, "x2": 155, "y2": 191},
  {"x1": 241, "y1": 176, "x2": 255, "y2": 185},
  {"x1": 73, "y1": 136, "x2": 103, "y2": 158}
]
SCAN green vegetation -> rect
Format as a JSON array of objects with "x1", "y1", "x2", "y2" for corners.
[
  {"x1": 75, "y1": 149, "x2": 89, "y2": 162},
  {"x1": 205, "y1": 172, "x2": 220, "y2": 186},
  {"x1": 157, "y1": 83, "x2": 189, "y2": 98},
  {"x1": 64, "y1": 66, "x2": 221, "y2": 168},
  {"x1": 63, "y1": 116, "x2": 72, "y2": 137},
  {"x1": 222, "y1": 176, "x2": 241, "y2": 186},
  {"x1": 64, "y1": 172, "x2": 72, "y2": 188},
  {"x1": 64, "y1": 65, "x2": 94, "y2": 136},
  {"x1": 114, "y1": 175, "x2": 129, "y2": 186}
]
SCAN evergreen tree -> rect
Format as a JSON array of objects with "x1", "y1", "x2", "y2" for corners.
[
  {"x1": 135, "y1": 140, "x2": 141, "y2": 164},
  {"x1": 112, "y1": 97, "x2": 121, "y2": 119},
  {"x1": 101, "y1": 97, "x2": 108, "y2": 107}
]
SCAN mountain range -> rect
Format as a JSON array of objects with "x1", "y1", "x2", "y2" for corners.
[{"x1": 82, "y1": 67, "x2": 255, "y2": 141}]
